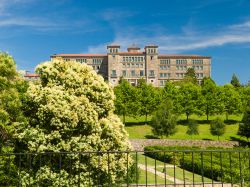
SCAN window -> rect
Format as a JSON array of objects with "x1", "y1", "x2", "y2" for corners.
[
  {"x1": 136, "y1": 63, "x2": 139, "y2": 68},
  {"x1": 76, "y1": 58, "x2": 86, "y2": 63},
  {"x1": 160, "y1": 59, "x2": 170, "y2": 64},
  {"x1": 93, "y1": 58, "x2": 102, "y2": 64},
  {"x1": 176, "y1": 59, "x2": 187, "y2": 65},
  {"x1": 127, "y1": 63, "x2": 130, "y2": 68},
  {"x1": 149, "y1": 70, "x2": 154, "y2": 77},
  {"x1": 160, "y1": 80, "x2": 164, "y2": 86},
  {"x1": 131, "y1": 70, "x2": 135, "y2": 77},
  {"x1": 140, "y1": 70, "x2": 144, "y2": 76},
  {"x1": 123, "y1": 63, "x2": 126, "y2": 68},
  {"x1": 150, "y1": 56, "x2": 153, "y2": 60},
  {"x1": 200, "y1": 66, "x2": 203, "y2": 70},
  {"x1": 192, "y1": 59, "x2": 203, "y2": 64},
  {"x1": 122, "y1": 70, "x2": 126, "y2": 77},
  {"x1": 111, "y1": 70, "x2": 116, "y2": 77},
  {"x1": 140, "y1": 64, "x2": 143, "y2": 68}
]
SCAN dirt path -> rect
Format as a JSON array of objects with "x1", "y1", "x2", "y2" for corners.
[{"x1": 138, "y1": 163, "x2": 183, "y2": 184}]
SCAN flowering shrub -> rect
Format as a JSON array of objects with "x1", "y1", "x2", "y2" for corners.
[{"x1": 15, "y1": 59, "x2": 132, "y2": 186}]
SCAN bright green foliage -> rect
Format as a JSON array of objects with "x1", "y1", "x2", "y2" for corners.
[
  {"x1": 162, "y1": 81, "x2": 181, "y2": 113},
  {"x1": 177, "y1": 82, "x2": 202, "y2": 120},
  {"x1": 150, "y1": 100, "x2": 177, "y2": 137},
  {"x1": 238, "y1": 107, "x2": 250, "y2": 140},
  {"x1": 210, "y1": 118, "x2": 226, "y2": 140},
  {"x1": 183, "y1": 68, "x2": 197, "y2": 84},
  {"x1": 201, "y1": 78, "x2": 223, "y2": 120},
  {"x1": 230, "y1": 73, "x2": 241, "y2": 87},
  {"x1": 0, "y1": 52, "x2": 27, "y2": 151},
  {"x1": 186, "y1": 120, "x2": 199, "y2": 136},
  {"x1": 137, "y1": 79, "x2": 160, "y2": 121},
  {"x1": 114, "y1": 78, "x2": 138, "y2": 123},
  {"x1": 15, "y1": 59, "x2": 132, "y2": 186},
  {"x1": 221, "y1": 84, "x2": 242, "y2": 120}
]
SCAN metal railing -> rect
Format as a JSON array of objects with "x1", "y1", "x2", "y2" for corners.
[{"x1": 0, "y1": 150, "x2": 249, "y2": 186}]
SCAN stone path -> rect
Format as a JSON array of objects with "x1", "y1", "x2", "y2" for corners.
[{"x1": 137, "y1": 163, "x2": 183, "y2": 184}]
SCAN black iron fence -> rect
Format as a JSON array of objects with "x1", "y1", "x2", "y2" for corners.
[{"x1": 0, "y1": 150, "x2": 249, "y2": 186}]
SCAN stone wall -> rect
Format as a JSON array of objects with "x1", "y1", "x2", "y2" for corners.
[{"x1": 130, "y1": 139, "x2": 239, "y2": 151}]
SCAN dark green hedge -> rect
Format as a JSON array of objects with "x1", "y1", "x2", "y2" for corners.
[{"x1": 144, "y1": 146, "x2": 250, "y2": 184}]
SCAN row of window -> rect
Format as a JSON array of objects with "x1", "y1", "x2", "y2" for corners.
[
  {"x1": 109, "y1": 48, "x2": 118, "y2": 53},
  {"x1": 122, "y1": 56, "x2": 145, "y2": 62},
  {"x1": 176, "y1": 66, "x2": 187, "y2": 71},
  {"x1": 160, "y1": 73, "x2": 171, "y2": 78},
  {"x1": 192, "y1": 66, "x2": 204, "y2": 70},
  {"x1": 122, "y1": 63, "x2": 144, "y2": 68},
  {"x1": 159, "y1": 65, "x2": 171, "y2": 70},
  {"x1": 192, "y1": 59, "x2": 203, "y2": 64},
  {"x1": 176, "y1": 59, "x2": 187, "y2": 64},
  {"x1": 146, "y1": 48, "x2": 157, "y2": 54},
  {"x1": 160, "y1": 59, "x2": 171, "y2": 64}
]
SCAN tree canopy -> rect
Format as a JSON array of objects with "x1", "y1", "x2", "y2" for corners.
[
  {"x1": 0, "y1": 52, "x2": 27, "y2": 152},
  {"x1": 15, "y1": 59, "x2": 132, "y2": 185}
]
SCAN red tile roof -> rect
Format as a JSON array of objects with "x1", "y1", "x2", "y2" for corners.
[
  {"x1": 159, "y1": 54, "x2": 211, "y2": 58},
  {"x1": 24, "y1": 73, "x2": 39, "y2": 77}
]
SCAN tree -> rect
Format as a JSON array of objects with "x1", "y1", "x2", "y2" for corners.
[
  {"x1": 186, "y1": 120, "x2": 199, "y2": 137},
  {"x1": 210, "y1": 118, "x2": 226, "y2": 140},
  {"x1": 201, "y1": 78, "x2": 223, "y2": 121},
  {"x1": 177, "y1": 82, "x2": 202, "y2": 120},
  {"x1": 238, "y1": 106, "x2": 250, "y2": 141},
  {"x1": 150, "y1": 99, "x2": 177, "y2": 137},
  {"x1": 137, "y1": 79, "x2": 160, "y2": 122},
  {"x1": 231, "y1": 73, "x2": 241, "y2": 88},
  {"x1": 0, "y1": 52, "x2": 27, "y2": 152},
  {"x1": 221, "y1": 84, "x2": 242, "y2": 120},
  {"x1": 15, "y1": 59, "x2": 132, "y2": 186},
  {"x1": 114, "y1": 78, "x2": 138, "y2": 123},
  {"x1": 183, "y1": 68, "x2": 197, "y2": 84}
]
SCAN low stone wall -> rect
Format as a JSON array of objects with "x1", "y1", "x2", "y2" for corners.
[{"x1": 129, "y1": 139, "x2": 239, "y2": 151}]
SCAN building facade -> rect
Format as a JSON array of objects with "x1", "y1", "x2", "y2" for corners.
[{"x1": 51, "y1": 45, "x2": 211, "y2": 86}]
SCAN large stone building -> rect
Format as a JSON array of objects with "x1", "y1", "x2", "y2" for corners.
[{"x1": 51, "y1": 44, "x2": 211, "y2": 86}]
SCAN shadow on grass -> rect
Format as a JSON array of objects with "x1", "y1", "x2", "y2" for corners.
[
  {"x1": 178, "y1": 119, "x2": 211, "y2": 125},
  {"x1": 124, "y1": 121, "x2": 151, "y2": 127},
  {"x1": 145, "y1": 135, "x2": 159, "y2": 139},
  {"x1": 224, "y1": 119, "x2": 239, "y2": 125},
  {"x1": 202, "y1": 138, "x2": 213, "y2": 141},
  {"x1": 230, "y1": 136, "x2": 250, "y2": 147}
]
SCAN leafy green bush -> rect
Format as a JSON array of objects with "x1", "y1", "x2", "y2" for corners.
[{"x1": 144, "y1": 146, "x2": 250, "y2": 184}]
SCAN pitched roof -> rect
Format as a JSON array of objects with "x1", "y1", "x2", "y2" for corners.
[{"x1": 51, "y1": 54, "x2": 107, "y2": 57}]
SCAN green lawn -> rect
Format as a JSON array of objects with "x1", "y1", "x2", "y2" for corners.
[
  {"x1": 124, "y1": 114, "x2": 245, "y2": 141},
  {"x1": 132, "y1": 154, "x2": 212, "y2": 185}
]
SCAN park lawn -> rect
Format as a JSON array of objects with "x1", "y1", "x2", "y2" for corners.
[
  {"x1": 136, "y1": 154, "x2": 212, "y2": 184},
  {"x1": 124, "y1": 114, "x2": 244, "y2": 140}
]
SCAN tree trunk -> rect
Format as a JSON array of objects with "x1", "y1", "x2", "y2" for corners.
[
  {"x1": 145, "y1": 113, "x2": 148, "y2": 124},
  {"x1": 226, "y1": 112, "x2": 228, "y2": 121},
  {"x1": 123, "y1": 112, "x2": 126, "y2": 124},
  {"x1": 206, "y1": 105, "x2": 209, "y2": 121},
  {"x1": 186, "y1": 113, "x2": 189, "y2": 121}
]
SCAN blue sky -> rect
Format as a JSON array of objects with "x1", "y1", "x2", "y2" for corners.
[{"x1": 0, "y1": 0, "x2": 250, "y2": 85}]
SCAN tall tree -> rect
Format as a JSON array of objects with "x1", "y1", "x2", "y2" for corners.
[
  {"x1": 150, "y1": 99, "x2": 177, "y2": 137},
  {"x1": 210, "y1": 118, "x2": 226, "y2": 140},
  {"x1": 231, "y1": 73, "x2": 241, "y2": 88},
  {"x1": 137, "y1": 79, "x2": 160, "y2": 122},
  {"x1": 201, "y1": 78, "x2": 223, "y2": 121},
  {"x1": 221, "y1": 84, "x2": 242, "y2": 120},
  {"x1": 15, "y1": 59, "x2": 132, "y2": 186},
  {"x1": 178, "y1": 82, "x2": 202, "y2": 120},
  {"x1": 114, "y1": 78, "x2": 138, "y2": 123},
  {"x1": 183, "y1": 68, "x2": 197, "y2": 84},
  {"x1": 186, "y1": 120, "x2": 199, "y2": 138},
  {"x1": 238, "y1": 105, "x2": 250, "y2": 141},
  {"x1": 162, "y1": 81, "x2": 181, "y2": 113}
]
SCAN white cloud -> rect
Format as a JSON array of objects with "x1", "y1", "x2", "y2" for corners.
[{"x1": 87, "y1": 20, "x2": 250, "y2": 54}]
